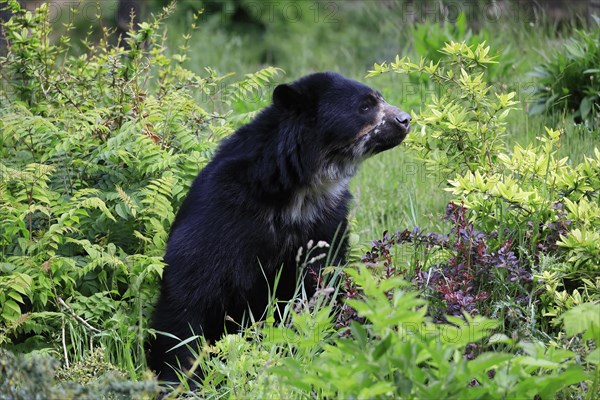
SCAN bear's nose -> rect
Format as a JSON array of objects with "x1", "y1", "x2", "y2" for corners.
[{"x1": 394, "y1": 111, "x2": 411, "y2": 131}]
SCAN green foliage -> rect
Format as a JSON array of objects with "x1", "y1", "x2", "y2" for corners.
[
  {"x1": 537, "y1": 258, "x2": 599, "y2": 321},
  {"x1": 559, "y1": 303, "x2": 600, "y2": 350},
  {"x1": 559, "y1": 302, "x2": 600, "y2": 398},
  {"x1": 1, "y1": 1, "x2": 598, "y2": 397},
  {"x1": 270, "y1": 268, "x2": 589, "y2": 399},
  {"x1": 366, "y1": 39, "x2": 599, "y2": 398},
  {"x1": 0, "y1": 349, "x2": 158, "y2": 399},
  {"x1": 0, "y1": 0, "x2": 280, "y2": 378},
  {"x1": 159, "y1": 262, "x2": 342, "y2": 398},
  {"x1": 529, "y1": 16, "x2": 600, "y2": 126},
  {"x1": 410, "y1": 12, "x2": 515, "y2": 83},
  {"x1": 447, "y1": 128, "x2": 599, "y2": 252},
  {"x1": 411, "y1": 12, "x2": 470, "y2": 64},
  {"x1": 446, "y1": 128, "x2": 600, "y2": 313},
  {"x1": 54, "y1": 347, "x2": 127, "y2": 384},
  {"x1": 369, "y1": 41, "x2": 519, "y2": 182},
  {"x1": 159, "y1": 267, "x2": 592, "y2": 399},
  {"x1": 370, "y1": 39, "x2": 599, "y2": 329}
]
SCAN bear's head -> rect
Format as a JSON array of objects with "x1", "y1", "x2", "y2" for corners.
[{"x1": 273, "y1": 72, "x2": 411, "y2": 163}]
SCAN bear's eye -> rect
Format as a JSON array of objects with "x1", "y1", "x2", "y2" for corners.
[{"x1": 359, "y1": 94, "x2": 377, "y2": 113}]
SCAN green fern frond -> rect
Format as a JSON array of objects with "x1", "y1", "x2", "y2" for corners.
[
  {"x1": 115, "y1": 185, "x2": 138, "y2": 218},
  {"x1": 79, "y1": 197, "x2": 117, "y2": 222}
]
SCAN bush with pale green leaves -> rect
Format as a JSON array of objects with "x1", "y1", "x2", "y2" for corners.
[
  {"x1": 367, "y1": 40, "x2": 599, "y2": 398},
  {"x1": 447, "y1": 128, "x2": 600, "y2": 315},
  {"x1": 369, "y1": 41, "x2": 519, "y2": 182},
  {"x1": 370, "y1": 40, "x2": 599, "y2": 320}
]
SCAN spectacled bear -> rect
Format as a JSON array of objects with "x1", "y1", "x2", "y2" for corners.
[{"x1": 148, "y1": 72, "x2": 411, "y2": 383}]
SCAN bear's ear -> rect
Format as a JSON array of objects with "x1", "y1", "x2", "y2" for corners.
[{"x1": 273, "y1": 84, "x2": 304, "y2": 110}]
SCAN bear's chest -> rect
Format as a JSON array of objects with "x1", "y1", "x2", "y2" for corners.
[
  {"x1": 282, "y1": 178, "x2": 349, "y2": 225},
  {"x1": 260, "y1": 178, "x2": 350, "y2": 259}
]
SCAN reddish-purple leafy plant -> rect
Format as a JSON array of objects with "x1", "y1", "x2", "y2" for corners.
[
  {"x1": 334, "y1": 201, "x2": 574, "y2": 336},
  {"x1": 336, "y1": 203, "x2": 540, "y2": 329}
]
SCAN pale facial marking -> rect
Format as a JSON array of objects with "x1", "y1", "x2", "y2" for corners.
[{"x1": 356, "y1": 104, "x2": 386, "y2": 138}]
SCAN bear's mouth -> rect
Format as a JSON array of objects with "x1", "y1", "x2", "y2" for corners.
[
  {"x1": 358, "y1": 102, "x2": 411, "y2": 156},
  {"x1": 357, "y1": 119, "x2": 410, "y2": 156},
  {"x1": 325, "y1": 103, "x2": 411, "y2": 161}
]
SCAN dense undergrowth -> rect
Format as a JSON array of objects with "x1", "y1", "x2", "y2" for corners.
[{"x1": 1, "y1": 1, "x2": 599, "y2": 399}]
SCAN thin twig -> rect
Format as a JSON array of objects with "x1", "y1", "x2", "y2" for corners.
[
  {"x1": 61, "y1": 317, "x2": 69, "y2": 369},
  {"x1": 57, "y1": 297, "x2": 101, "y2": 333}
]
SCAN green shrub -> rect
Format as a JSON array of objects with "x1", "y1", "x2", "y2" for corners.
[
  {"x1": 270, "y1": 269, "x2": 590, "y2": 399},
  {"x1": 558, "y1": 302, "x2": 600, "y2": 398},
  {"x1": 446, "y1": 128, "x2": 600, "y2": 316},
  {"x1": 366, "y1": 40, "x2": 599, "y2": 398},
  {"x1": 370, "y1": 40, "x2": 599, "y2": 322},
  {"x1": 158, "y1": 265, "x2": 593, "y2": 399},
  {"x1": 529, "y1": 16, "x2": 600, "y2": 126},
  {"x1": 0, "y1": 0, "x2": 279, "y2": 378},
  {"x1": 369, "y1": 41, "x2": 519, "y2": 182},
  {"x1": 411, "y1": 12, "x2": 471, "y2": 64}
]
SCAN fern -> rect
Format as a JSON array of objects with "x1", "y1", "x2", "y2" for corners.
[
  {"x1": 0, "y1": 0, "x2": 280, "y2": 378},
  {"x1": 115, "y1": 185, "x2": 138, "y2": 219}
]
